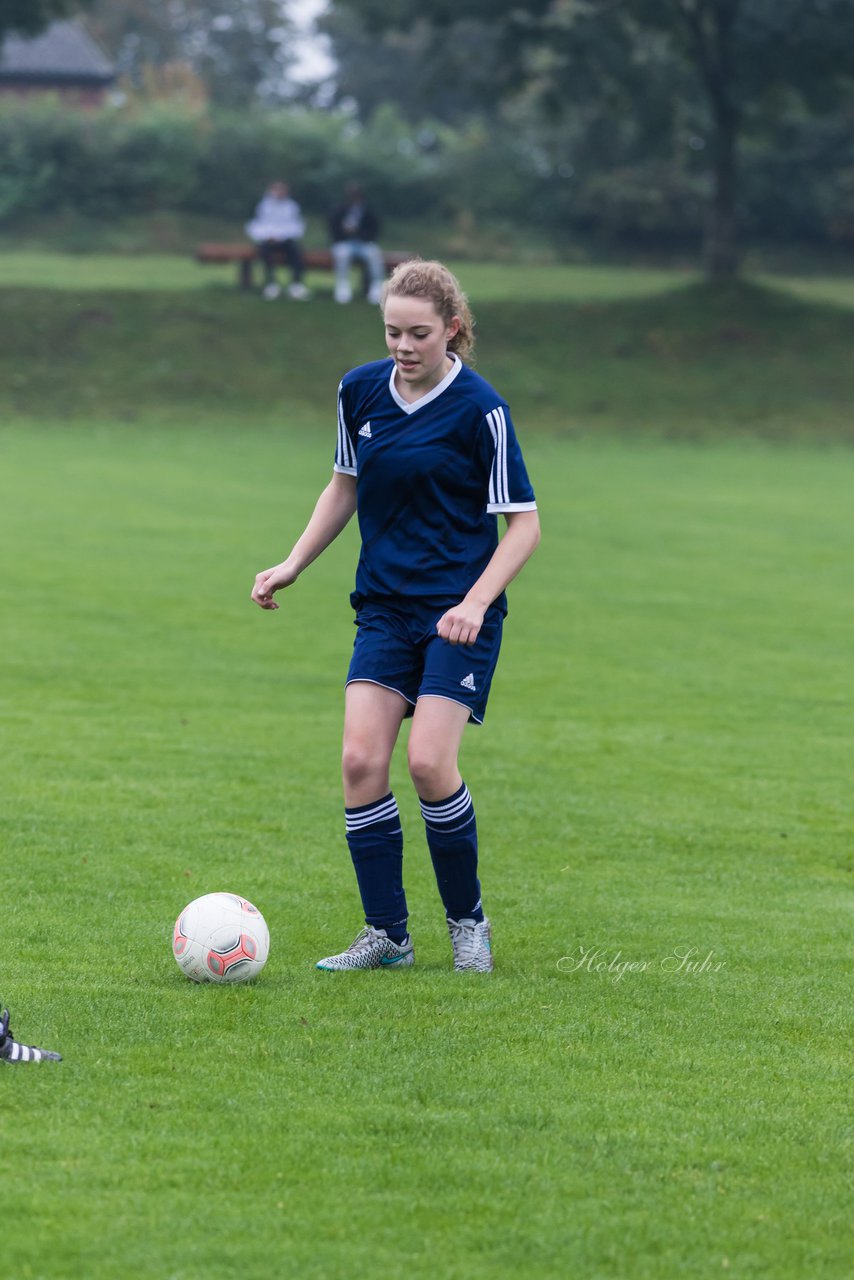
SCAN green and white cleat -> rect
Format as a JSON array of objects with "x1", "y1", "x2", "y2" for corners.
[
  {"x1": 447, "y1": 917, "x2": 493, "y2": 972},
  {"x1": 316, "y1": 925, "x2": 414, "y2": 972}
]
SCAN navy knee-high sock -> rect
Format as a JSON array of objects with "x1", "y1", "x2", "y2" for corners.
[
  {"x1": 345, "y1": 793, "x2": 408, "y2": 942},
  {"x1": 420, "y1": 781, "x2": 484, "y2": 923}
]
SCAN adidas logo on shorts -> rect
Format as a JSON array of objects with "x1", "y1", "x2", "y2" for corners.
[
  {"x1": 460, "y1": 673, "x2": 477, "y2": 691},
  {"x1": 358, "y1": 422, "x2": 372, "y2": 438}
]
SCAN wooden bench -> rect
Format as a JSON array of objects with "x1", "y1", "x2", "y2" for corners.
[{"x1": 195, "y1": 243, "x2": 414, "y2": 292}]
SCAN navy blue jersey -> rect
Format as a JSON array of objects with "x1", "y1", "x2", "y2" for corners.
[{"x1": 334, "y1": 355, "x2": 537, "y2": 614}]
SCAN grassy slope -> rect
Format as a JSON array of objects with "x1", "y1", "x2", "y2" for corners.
[
  {"x1": 1, "y1": 267, "x2": 852, "y2": 1278},
  {"x1": 0, "y1": 252, "x2": 695, "y2": 298},
  {"x1": 1, "y1": 270, "x2": 853, "y2": 440}
]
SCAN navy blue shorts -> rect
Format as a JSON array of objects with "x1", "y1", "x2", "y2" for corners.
[{"x1": 346, "y1": 600, "x2": 504, "y2": 725}]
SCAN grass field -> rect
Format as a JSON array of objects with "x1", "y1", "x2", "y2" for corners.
[
  {"x1": 0, "y1": 251, "x2": 699, "y2": 300},
  {"x1": 1, "y1": 262, "x2": 852, "y2": 1279}
]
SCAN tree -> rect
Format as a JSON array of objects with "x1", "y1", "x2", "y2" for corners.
[
  {"x1": 317, "y1": 6, "x2": 505, "y2": 126},
  {"x1": 0, "y1": 0, "x2": 93, "y2": 42},
  {"x1": 87, "y1": 0, "x2": 296, "y2": 107},
  {"x1": 330, "y1": 0, "x2": 854, "y2": 275},
  {"x1": 627, "y1": 1, "x2": 854, "y2": 272}
]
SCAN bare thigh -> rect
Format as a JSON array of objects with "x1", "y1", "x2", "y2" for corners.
[
  {"x1": 407, "y1": 695, "x2": 471, "y2": 802},
  {"x1": 342, "y1": 680, "x2": 410, "y2": 807}
]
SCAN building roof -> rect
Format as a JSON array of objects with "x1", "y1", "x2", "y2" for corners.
[{"x1": 0, "y1": 19, "x2": 115, "y2": 86}]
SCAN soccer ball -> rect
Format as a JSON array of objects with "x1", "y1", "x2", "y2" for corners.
[{"x1": 172, "y1": 892, "x2": 270, "y2": 983}]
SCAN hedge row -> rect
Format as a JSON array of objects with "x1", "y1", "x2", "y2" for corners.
[{"x1": 0, "y1": 98, "x2": 851, "y2": 246}]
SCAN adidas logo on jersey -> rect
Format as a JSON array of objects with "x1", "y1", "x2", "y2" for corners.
[
  {"x1": 358, "y1": 422, "x2": 372, "y2": 438},
  {"x1": 460, "y1": 673, "x2": 477, "y2": 692}
]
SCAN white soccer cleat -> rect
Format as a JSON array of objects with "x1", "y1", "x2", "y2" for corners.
[
  {"x1": 287, "y1": 282, "x2": 311, "y2": 301},
  {"x1": 316, "y1": 925, "x2": 414, "y2": 971},
  {"x1": 262, "y1": 282, "x2": 281, "y2": 300},
  {"x1": 447, "y1": 916, "x2": 493, "y2": 972}
]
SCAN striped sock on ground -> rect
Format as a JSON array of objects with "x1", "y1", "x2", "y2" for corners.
[{"x1": 0, "y1": 1008, "x2": 61, "y2": 1063}]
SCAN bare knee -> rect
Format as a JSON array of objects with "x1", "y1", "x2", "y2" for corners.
[
  {"x1": 342, "y1": 737, "x2": 390, "y2": 796},
  {"x1": 407, "y1": 742, "x2": 456, "y2": 801}
]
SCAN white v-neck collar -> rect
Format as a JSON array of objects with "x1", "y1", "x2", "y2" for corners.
[{"x1": 388, "y1": 353, "x2": 462, "y2": 415}]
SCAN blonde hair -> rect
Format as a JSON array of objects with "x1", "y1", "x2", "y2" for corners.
[{"x1": 381, "y1": 259, "x2": 475, "y2": 363}]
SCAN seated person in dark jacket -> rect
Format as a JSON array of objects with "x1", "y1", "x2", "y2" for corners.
[{"x1": 329, "y1": 183, "x2": 384, "y2": 304}]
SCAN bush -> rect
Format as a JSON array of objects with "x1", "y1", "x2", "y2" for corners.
[
  {"x1": 0, "y1": 98, "x2": 445, "y2": 231},
  {"x1": 0, "y1": 98, "x2": 203, "y2": 220},
  {"x1": 0, "y1": 95, "x2": 851, "y2": 253}
]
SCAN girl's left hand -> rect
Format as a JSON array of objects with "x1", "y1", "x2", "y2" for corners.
[{"x1": 436, "y1": 600, "x2": 485, "y2": 646}]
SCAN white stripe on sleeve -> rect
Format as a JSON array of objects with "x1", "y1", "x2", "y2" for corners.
[
  {"x1": 486, "y1": 407, "x2": 509, "y2": 506},
  {"x1": 336, "y1": 384, "x2": 356, "y2": 472}
]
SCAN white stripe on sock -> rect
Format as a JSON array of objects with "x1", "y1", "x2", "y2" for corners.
[
  {"x1": 420, "y1": 787, "x2": 472, "y2": 826},
  {"x1": 420, "y1": 785, "x2": 470, "y2": 814},
  {"x1": 345, "y1": 796, "x2": 400, "y2": 833},
  {"x1": 421, "y1": 800, "x2": 472, "y2": 827}
]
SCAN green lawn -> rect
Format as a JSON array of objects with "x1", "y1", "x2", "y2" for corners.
[
  {"x1": 2, "y1": 247, "x2": 854, "y2": 310},
  {"x1": 1, "y1": 273, "x2": 853, "y2": 441},
  {"x1": 0, "y1": 249, "x2": 699, "y2": 300},
  {"x1": 1, "y1": 265, "x2": 852, "y2": 1278}
]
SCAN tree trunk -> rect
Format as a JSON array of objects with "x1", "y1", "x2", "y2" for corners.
[
  {"x1": 705, "y1": 102, "x2": 739, "y2": 277},
  {"x1": 676, "y1": 0, "x2": 742, "y2": 277}
]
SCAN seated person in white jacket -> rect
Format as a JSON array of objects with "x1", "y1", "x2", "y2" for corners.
[{"x1": 246, "y1": 181, "x2": 310, "y2": 300}]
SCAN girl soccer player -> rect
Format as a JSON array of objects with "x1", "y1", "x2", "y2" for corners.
[{"x1": 251, "y1": 260, "x2": 540, "y2": 972}]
